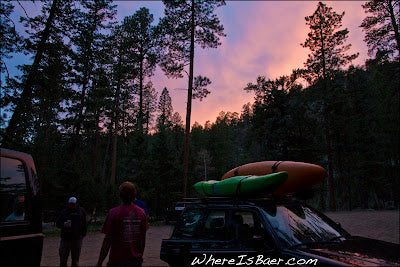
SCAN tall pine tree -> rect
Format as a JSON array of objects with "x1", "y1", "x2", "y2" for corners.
[
  {"x1": 121, "y1": 8, "x2": 162, "y2": 131},
  {"x1": 159, "y1": 0, "x2": 226, "y2": 197},
  {"x1": 301, "y1": 2, "x2": 358, "y2": 210},
  {"x1": 2, "y1": 0, "x2": 72, "y2": 146}
]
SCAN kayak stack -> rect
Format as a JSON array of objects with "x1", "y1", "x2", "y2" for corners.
[
  {"x1": 194, "y1": 172, "x2": 288, "y2": 197},
  {"x1": 221, "y1": 161, "x2": 327, "y2": 196},
  {"x1": 193, "y1": 161, "x2": 327, "y2": 197}
]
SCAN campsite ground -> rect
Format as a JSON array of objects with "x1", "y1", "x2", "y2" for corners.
[{"x1": 40, "y1": 210, "x2": 399, "y2": 266}]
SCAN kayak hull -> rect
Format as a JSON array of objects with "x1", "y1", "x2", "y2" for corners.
[
  {"x1": 221, "y1": 161, "x2": 326, "y2": 196},
  {"x1": 194, "y1": 172, "x2": 288, "y2": 197}
]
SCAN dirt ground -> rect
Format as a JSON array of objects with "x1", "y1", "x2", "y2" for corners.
[{"x1": 40, "y1": 210, "x2": 399, "y2": 267}]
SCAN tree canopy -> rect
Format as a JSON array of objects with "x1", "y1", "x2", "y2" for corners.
[{"x1": 0, "y1": 1, "x2": 398, "y2": 218}]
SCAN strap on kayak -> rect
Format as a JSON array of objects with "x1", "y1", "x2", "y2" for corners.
[
  {"x1": 272, "y1": 161, "x2": 284, "y2": 173},
  {"x1": 212, "y1": 182, "x2": 217, "y2": 195},
  {"x1": 236, "y1": 176, "x2": 249, "y2": 195}
]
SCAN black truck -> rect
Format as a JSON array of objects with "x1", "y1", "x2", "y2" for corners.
[{"x1": 160, "y1": 197, "x2": 399, "y2": 266}]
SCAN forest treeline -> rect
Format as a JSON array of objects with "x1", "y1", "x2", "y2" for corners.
[{"x1": 1, "y1": 0, "x2": 399, "y2": 218}]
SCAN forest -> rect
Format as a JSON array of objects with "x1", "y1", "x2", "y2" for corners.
[{"x1": 1, "y1": 0, "x2": 399, "y2": 219}]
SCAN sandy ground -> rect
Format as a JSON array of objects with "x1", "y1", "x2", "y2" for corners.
[
  {"x1": 324, "y1": 210, "x2": 399, "y2": 244},
  {"x1": 40, "y1": 210, "x2": 399, "y2": 266}
]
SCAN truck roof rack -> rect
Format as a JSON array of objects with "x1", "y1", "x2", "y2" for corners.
[{"x1": 181, "y1": 195, "x2": 297, "y2": 206}]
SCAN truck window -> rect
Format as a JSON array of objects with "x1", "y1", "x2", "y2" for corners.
[{"x1": 0, "y1": 157, "x2": 27, "y2": 222}]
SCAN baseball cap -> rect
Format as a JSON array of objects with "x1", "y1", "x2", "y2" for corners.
[
  {"x1": 15, "y1": 196, "x2": 24, "y2": 204},
  {"x1": 68, "y1": 197, "x2": 77, "y2": 204}
]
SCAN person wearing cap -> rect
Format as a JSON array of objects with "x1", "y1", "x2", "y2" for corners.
[
  {"x1": 96, "y1": 182, "x2": 148, "y2": 267},
  {"x1": 56, "y1": 197, "x2": 87, "y2": 267}
]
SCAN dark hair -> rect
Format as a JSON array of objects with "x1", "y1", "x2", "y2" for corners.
[{"x1": 119, "y1": 181, "x2": 137, "y2": 204}]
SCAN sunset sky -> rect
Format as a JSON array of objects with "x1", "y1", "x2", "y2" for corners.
[{"x1": 8, "y1": 1, "x2": 370, "y2": 127}]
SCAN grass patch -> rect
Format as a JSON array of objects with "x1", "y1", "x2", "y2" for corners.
[
  {"x1": 149, "y1": 220, "x2": 165, "y2": 227},
  {"x1": 88, "y1": 224, "x2": 103, "y2": 233}
]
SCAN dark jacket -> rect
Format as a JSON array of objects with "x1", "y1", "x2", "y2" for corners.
[{"x1": 56, "y1": 206, "x2": 87, "y2": 240}]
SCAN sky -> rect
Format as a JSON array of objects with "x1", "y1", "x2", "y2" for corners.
[{"x1": 7, "y1": 1, "x2": 369, "y2": 127}]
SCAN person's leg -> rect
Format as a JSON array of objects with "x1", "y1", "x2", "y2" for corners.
[
  {"x1": 70, "y1": 238, "x2": 83, "y2": 267},
  {"x1": 59, "y1": 239, "x2": 70, "y2": 267}
]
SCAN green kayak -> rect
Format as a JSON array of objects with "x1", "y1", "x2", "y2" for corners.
[{"x1": 194, "y1": 171, "x2": 288, "y2": 197}]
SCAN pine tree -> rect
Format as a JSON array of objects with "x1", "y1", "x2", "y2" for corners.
[
  {"x1": 121, "y1": 7, "x2": 162, "y2": 131},
  {"x1": 301, "y1": 2, "x2": 359, "y2": 82},
  {"x1": 301, "y1": 2, "x2": 358, "y2": 210},
  {"x1": 142, "y1": 82, "x2": 158, "y2": 132},
  {"x1": 157, "y1": 87, "x2": 173, "y2": 129},
  {"x1": 69, "y1": 0, "x2": 117, "y2": 137},
  {"x1": 361, "y1": 0, "x2": 400, "y2": 60},
  {"x1": 159, "y1": 0, "x2": 226, "y2": 197},
  {"x1": 244, "y1": 74, "x2": 306, "y2": 161},
  {"x1": 2, "y1": 0, "x2": 71, "y2": 146},
  {"x1": 0, "y1": 0, "x2": 22, "y2": 78},
  {"x1": 1, "y1": 1, "x2": 23, "y2": 131}
]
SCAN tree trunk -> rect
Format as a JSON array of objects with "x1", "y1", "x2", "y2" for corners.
[
  {"x1": 324, "y1": 97, "x2": 336, "y2": 211},
  {"x1": 182, "y1": 0, "x2": 195, "y2": 198},
  {"x1": 71, "y1": 78, "x2": 88, "y2": 163},
  {"x1": 388, "y1": 0, "x2": 400, "y2": 55},
  {"x1": 110, "y1": 56, "x2": 122, "y2": 185},
  {"x1": 102, "y1": 126, "x2": 112, "y2": 183},
  {"x1": 91, "y1": 112, "x2": 100, "y2": 177},
  {"x1": 320, "y1": 25, "x2": 336, "y2": 211},
  {"x1": 139, "y1": 57, "x2": 144, "y2": 131},
  {"x1": 110, "y1": 119, "x2": 118, "y2": 185},
  {"x1": 4, "y1": 0, "x2": 59, "y2": 146},
  {"x1": 74, "y1": 72, "x2": 89, "y2": 136}
]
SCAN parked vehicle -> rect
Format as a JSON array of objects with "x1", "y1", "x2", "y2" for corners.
[
  {"x1": 0, "y1": 148, "x2": 43, "y2": 266},
  {"x1": 160, "y1": 197, "x2": 399, "y2": 266}
]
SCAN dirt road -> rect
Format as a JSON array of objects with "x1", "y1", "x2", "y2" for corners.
[
  {"x1": 41, "y1": 225, "x2": 173, "y2": 267},
  {"x1": 41, "y1": 210, "x2": 399, "y2": 266}
]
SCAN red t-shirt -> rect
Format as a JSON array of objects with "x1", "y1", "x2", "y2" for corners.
[{"x1": 101, "y1": 203, "x2": 149, "y2": 264}]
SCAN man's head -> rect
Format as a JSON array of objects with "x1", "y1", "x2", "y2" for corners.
[
  {"x1": 68, "y1": 196, "x2": 77, "y2": 209},
  {"x1": 119, "y1": 181, "x2": 137, "y2": 205}
]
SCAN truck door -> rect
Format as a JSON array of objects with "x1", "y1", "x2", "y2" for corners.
[{"x1": 0, "y1": 150, "x2": 43, "y2": 266}]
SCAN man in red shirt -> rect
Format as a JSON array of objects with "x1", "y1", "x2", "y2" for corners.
[{"x1": 96, "y1": 182, "x2": 148, "y2": 267}]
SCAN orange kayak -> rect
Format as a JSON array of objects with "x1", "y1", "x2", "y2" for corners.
[{"x1": 221, "y1": 161, "x2": 327, "y2": 196}]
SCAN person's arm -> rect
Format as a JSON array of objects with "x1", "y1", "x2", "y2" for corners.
[{"x1": 96, "y1": 235, "x2": 111, "y2": 267}]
